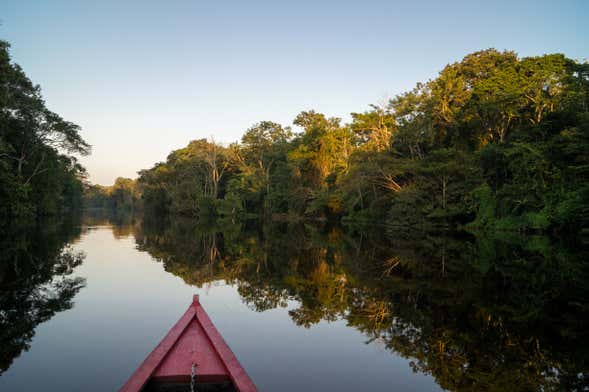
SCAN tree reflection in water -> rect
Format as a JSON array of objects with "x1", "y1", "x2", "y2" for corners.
[
  {"x1": 131, "y1": 215, "x2": 588, "y2": 391},
  {"x1": 0, "y1": 218, "x2": 86, "y2": 374},
  {"x1": 3, "y1": 210, "x2": 586, "y2": 390}
]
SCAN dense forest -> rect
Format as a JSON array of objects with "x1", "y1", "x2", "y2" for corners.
[
  {"x1": 2, "y1": 36, "x2": 588, "y2": 390},
  {"x1": 0, "y1": 40, "x2": 89, "y2": 222},
  {"x1": 84, "y1": 177, "x2": 140, "y2": 212},
  {"x1": 2, "y1": 39, "x2": 588, "y2": 235},
  {"x1": 118, "y1": 49, "x2": 588, "y2": 234}
]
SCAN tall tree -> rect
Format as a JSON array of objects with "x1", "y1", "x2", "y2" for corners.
[{"x1": 0, "y1": 40, "x2": 90, "y2": 220}]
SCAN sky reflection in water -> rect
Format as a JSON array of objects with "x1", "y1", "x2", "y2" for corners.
[{"x1": 0, "y1": 218, "x2": 440, "y2": 391}]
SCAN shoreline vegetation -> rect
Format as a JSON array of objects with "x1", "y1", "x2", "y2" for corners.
[
  {"x1": 1, "y1": 40, "x2": 89, "y2": 223},
  {"x1": 84, "y1": 49, "x2": 588, "y2": 237},
  {"x1": 1, "y1": 36, "x2": 588, "y2": 390},
  {"x1": 1, "y1": 38, "x2": 588, "y2": 237}
]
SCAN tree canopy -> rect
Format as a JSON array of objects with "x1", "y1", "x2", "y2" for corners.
[
  {"x1": 0, "y1": 40, "x2": 90, "y2": 221},
  {"x1": 136, "y1": 49, "x2": 589, "y2": 235}
]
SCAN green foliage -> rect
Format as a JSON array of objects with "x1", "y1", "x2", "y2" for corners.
[
  {"x1": 469, "y1": 182, "x2": 495, "y2": 227},
  {"x1": 350, "y1": 103, "x2": 396, "y2": 151},
  {"x1": 136, "y1": 139, "x2": 233, "y2": 216},
  {"x1": 83, "y1": 177, "x2": 140, "y2": 212},
  {"x1": 133, "y1": 48, "x2": 588, "y2": 235},
  {"x1": 1, "y1": 38, "x2": 587, "y2": 234},
  {"x1": 0, "y1": 40, "x2": 89, "y2": 223}
]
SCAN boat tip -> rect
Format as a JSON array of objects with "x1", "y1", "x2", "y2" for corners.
[{"x1": 192, "y1": 294, "x2": 200, "y2": 306}]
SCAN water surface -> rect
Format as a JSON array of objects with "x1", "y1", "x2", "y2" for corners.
[{"x1": 0, "y1": 213, "x2": 587, "y2": 391}]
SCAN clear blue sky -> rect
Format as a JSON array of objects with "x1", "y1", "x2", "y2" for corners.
[{"x1": 1, "y1": 0, "x2": 587, "y2": 185}]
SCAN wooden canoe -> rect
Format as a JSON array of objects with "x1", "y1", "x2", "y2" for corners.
[{"x1": 119, "y1": 295, "x2": 257, "y2": 392}]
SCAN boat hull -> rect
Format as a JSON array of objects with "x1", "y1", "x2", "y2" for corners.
[{"x1": 119, "y1": 295, "x2": 257, "y2": 392}]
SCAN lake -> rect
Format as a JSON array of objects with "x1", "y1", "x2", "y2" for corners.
[{"x1": 0, "y1": 212, "x2": 587, "y2": 391}]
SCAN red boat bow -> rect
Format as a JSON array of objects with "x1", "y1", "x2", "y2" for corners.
[{"x1": 119, "y1": 295, "x2": 257, "y2": 392}]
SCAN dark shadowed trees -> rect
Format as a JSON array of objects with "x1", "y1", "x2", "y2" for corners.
[{"x1": 0, "y1": 40, "x2": 90, "y2": 221}]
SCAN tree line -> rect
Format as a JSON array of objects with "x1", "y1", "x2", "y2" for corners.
[
  {"x1": 84, "y1": 177, "x2": 140, "y2": 212},
  {"x1": 131, "y1": 49, "x2": 588, "y2": 234},
  {"x1": 2, "y1": 39, "x2": 588, "y2": 234},
  {"x1": 0, "y1": 40, "x2": 90, "y2": 223}
]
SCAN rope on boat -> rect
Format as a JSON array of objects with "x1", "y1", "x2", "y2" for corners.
[
  {"x1": 190, "y1": 362, "x2": 197, "y2": 392},
  {"x1": 190, "y1": 319, "x2": 198, "y2": 392}
]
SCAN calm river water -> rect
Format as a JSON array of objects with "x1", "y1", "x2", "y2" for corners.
[{"x1": 0, "y1": 212, "x2": 587, "y2": 391}]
